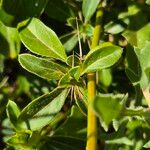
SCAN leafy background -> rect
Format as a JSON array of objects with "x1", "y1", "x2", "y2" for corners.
[{"x1": 0, "y1": 0, "x2": 150, "y2": 149}]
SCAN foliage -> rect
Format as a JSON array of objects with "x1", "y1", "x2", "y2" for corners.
[{"x1": 0, "y1": 0, "x2": 150, "y2": 149}]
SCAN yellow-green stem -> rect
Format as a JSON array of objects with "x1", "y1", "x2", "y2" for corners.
[{"x1": 86, "y1": 4, "x2": 103, "y2": 150}]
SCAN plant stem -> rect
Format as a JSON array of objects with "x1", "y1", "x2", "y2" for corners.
[{"x1": 86, "y1": 4, "x2": 103, "y2": 150}]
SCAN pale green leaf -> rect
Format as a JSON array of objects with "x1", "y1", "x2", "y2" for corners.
[
  {"x1": 93, "y1": 94, "x2": 124, "y2": 127},
  {"x1": 123, "y1": 23, "x2": 150, "y2": 49},
  {"x1": 19, "y1": 54, "x2": 68, "y2": 81},
  {"x1": 18, "y1": 18, "x2": 67, "y2": 62},
  {"x1": 144, "y1": 141, "x2": 150, "y2": 148},
  {"x1": 106, "y1": 137, "x2": 133, "y2": 146},
  {"x1": 82, "y1": 0, "x2": 100, "y2": 23},
  {"x1": 0, "y1": 21, "x2": 21, "y2": 59},
  {"x1": 146, "y1": 0, "x2": 150, "y2": 5}
]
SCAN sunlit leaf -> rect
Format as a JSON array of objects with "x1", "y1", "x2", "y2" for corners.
[
  {"x1": 18, "y1": 18, "x2": 67, "y2": 62},
  {"x1": 19, "y1": 54, "x2": 68, "y2": 81},
  {"x1": 82, "y1": 45, "x2": 122, "y2": 74}
]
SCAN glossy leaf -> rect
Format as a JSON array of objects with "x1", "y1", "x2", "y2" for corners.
[
  {"x1": 1, "y1": 0, "x2": 48, "y2": 26},
  {"x1": 82, "y1": 0, "x2": 100, "y2": 23},
  {"x1": 18, "y1": 18, "x2": 67, "y2": 62},
  {"x1": 19, "y1": 88, "x2": 68, "y2": 120},
  {"x1": 82, "y1": 45, "x2": 122, "y2": 74},
  {"x1": 19, "y1": 54, "x2": 68, "y2": 81}
]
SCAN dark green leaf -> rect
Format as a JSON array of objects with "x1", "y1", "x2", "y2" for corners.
[
  {"x1": 82, "y1": 45, "x2": 122, "y2": 74},
  {"x1": 55, "y1": 106, "x2": 87, "y2": 139},
  {"x1": 19, "y1": 54, "x2": 68, "y2": 81},
  {"x1": 19, "y1": 87, "x2": 68, "y2": 121},
  {"x1": 18, "y1": 18, "x2": 67, "y2": 62},
  {"x1": 1, "y1": 0, "x2": 48, "y2": 26},
  {"x1": 45, "y1": 0, "x2": 71, "y2": 22},
  {"x1": 41, "y1": 136, "x2": 86, "y2": 150}
]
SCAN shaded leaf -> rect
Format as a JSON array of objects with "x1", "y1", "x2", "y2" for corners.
[
  {"x1": 41, "y1": 136, "x2": 86, "y2": 150},
  {"x1": 55, "y1": 106, "x2": 87, "y2": 139},
  {"x1": 18, "y1": 18, "x2": 67, "y2": 62},
  {"x1": 0, "y1": 21, "x2": 21, "y2": 59},
  {"x1": 6, "y1": 101, "x2": 20, "y2": 129},
  {"x1": 60, "y1": 33, "x2": 78, "y2": 53},
  {"x1": 82, "y1": 0, "x2": 100, "y2": 23},
  {"x1": 1, "y1": 0, "x2": 48, "y2": 26},
  {"x1": 19, "y1": 54, "x2": 68, "y2": 81},
  {"x1": 19, "y1": 87, "x2": 68, "y2": 121},
  {"x1": 45, "y1": 0, "x2": 71, "y2": 22}
]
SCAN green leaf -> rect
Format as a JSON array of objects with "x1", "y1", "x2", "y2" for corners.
[
  {"x1": 19, "y1": 87, "x2": 68, "y2": 121},
  {"x1": 69, "y1": 66, "x2": 81, "y2": 81},
  {"x1": 93, "y1": 94, "x2": 124, "y2": 127},
  {"x1": 0, "y1": 54, "x2": 4, "y2": 73},
  {"x1": 146, "y1": 0, "x2": 150, "y2": 5},
  {"x1": 82, "y1": 0, "x2": 100, "y2": 23},
  {"x1": 144, "y1": 141, "x2": 150, "y2": 148},
  {"x1": 106, "y1": 137, "x2": 133, "y2": 146},
  {"x1": 18, "y1": 18, "x2": 67, "y2": 62},
  {"x1": 6, "y1": 101, "x2": 23, "y2": 130},
  {"x1": 0, "y1": 21, "x2": 21, "y2": 59},
  {"x1": 104, "y1": 21, "x2": 126, "y2": 34},
  {"x1": 0, "y1": 8, "x2": 14, "y2": 26},
  {"x1": 45, "y1": 0, "x2": 71, "y2": 22},
  {"x1": 98, "y1": 69, "x2": 112, "y2": 87},
  {"x1": 6, "y1": 131, "x2": 31, "y2": 145},
  {"x1": 1, "y1": 0, "x2": 48, "y2": 26},
  {"x1": 60, "y1": 33, "x2": 78, "y2": 53},
  {"x1": 82, "y1": 45, "x2": 122, "y2": 74},
  {"x1": 55, "y1": 106, "x2": 87, "y2": 139},
  {"x1": 41, "y1": 136, "x2": 86, "y2": 150},
  {"x1": 123, "y1": 23, "x2": 150, "y2": 49},
  {"x1": 66, "y1": 55, "x2": 80, "y2": 67},
  {"x1": 19, "y1": 54, "x2": 68, "y2": 81}
]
